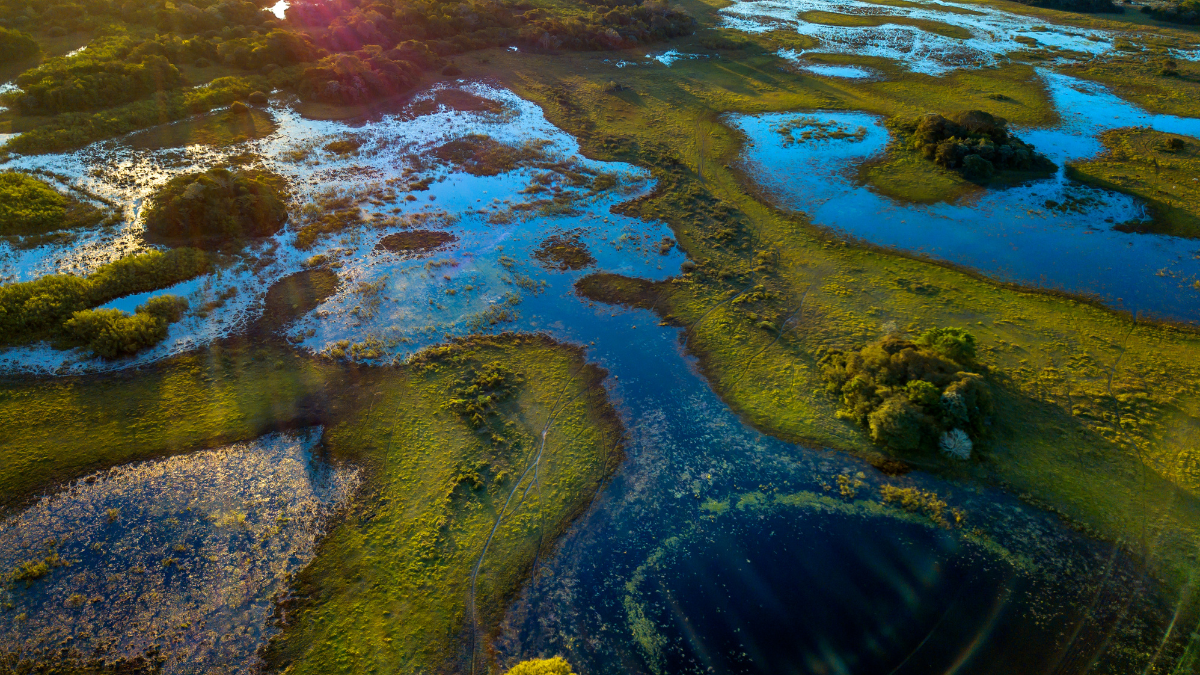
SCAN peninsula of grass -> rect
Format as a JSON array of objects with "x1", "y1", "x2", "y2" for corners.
[
  {"x1": 1067, "y1": 128, "x2": 1200, "y2": 238},
  {"x1": 0, "y1": 171, "x2": 106, "y2": 237},
  {"x1": 262, "y1": 334, "x2": 624, "y2": 674},
  {"x1": 142, "y1": 167, "x2": 288, "y2": 250}
]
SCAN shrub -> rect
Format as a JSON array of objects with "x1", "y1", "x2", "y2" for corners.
[
  {"x1": 0, "y1": 172, "x2": 67, "y2": 236},
  {"x1": 61, "y1": 294, "x2": 187, "y2": 358},
  {"x1": 0, "y1": 249, "x2": 208, "y2": 346},
  {"x1": 914, "y1": 326, "x2": 976, "y2": 363},
  {"x1": 820, "y1": 331, "x2": 993, "y2": 455},
  {"x1": 506, "y1": 658, "x2": 577, "y2": 675},
  {"x1": 0, "y1": 27, "x2": 39, "y2": 63},
  {"x1": 143, "y1": 167, "x2": 288, "y2": 249}
]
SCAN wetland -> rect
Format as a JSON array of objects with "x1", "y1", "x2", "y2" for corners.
[{"x1": 2, "y1": 0, "x2": 1200, "y2": 671}]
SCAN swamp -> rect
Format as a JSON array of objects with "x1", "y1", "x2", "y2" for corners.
[{"x1": 2, "y1": 0, "x2": 1200, "y2": 671}]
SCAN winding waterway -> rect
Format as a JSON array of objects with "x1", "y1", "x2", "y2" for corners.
[{"x1": 0, "y1": 76, "x2": 1190, "y2": 672}]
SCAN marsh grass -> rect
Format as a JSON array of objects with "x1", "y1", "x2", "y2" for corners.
[{"x1": 1068, "y1": 127, "x2": 1200, "y2": 239}]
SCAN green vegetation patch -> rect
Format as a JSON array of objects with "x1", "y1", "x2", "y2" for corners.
[
  {"x1": 433, "y1": 134, "x2": 553, "y2": 177},
  {"x1": 376, "y1": 229, "x2": 458, "y2": 254},
  {"x1": 0, "y1": 27, "x2": 39, "y2": 64},
  {"x1": 820, "y1": 329, "x2": 993, "y2": 458},
  {"x1": 892, "y1": 110, "x2": 1055, "y2": 180},
  {"x1": 143, "y1": 167, "x2": 288, "y2": 250},
  {"x1": 506, "y1": 657, "x2": 577, "y2": 675},
  {"x1": 533, "y1": 232, "x2": 596, "y2": 271},
  {"x1": 0, "y1": 171, "x2": 105, "y2": 237},
  {"x1": 1067, "y1": 128, "x2": 1200, "y2": 239},
  {"x1": 263, "y1": 335, "x2": 623, "y2": 674},
  {"x1": 0, "y1": 247, "x2": 208, "y2": 348},
  {"x1": 260, "y1": 268, "x2": 341, "y2": 331}
]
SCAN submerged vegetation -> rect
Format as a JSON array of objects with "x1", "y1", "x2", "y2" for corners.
[{"x1": 143, "y1": 167, "x2": 288, "y2": 250}]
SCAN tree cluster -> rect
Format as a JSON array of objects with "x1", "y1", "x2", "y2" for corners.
[
  {"x1": 0, "y1": 26, "x2": 38, "y2": 62},
  {"x1": 143, "y1": 167, "x2": 288, "y2": 249},
  {"x1": 0, "y1": 248, "x2": 208, "y2": 346},
  {"x1": 62, "y1": 294, "x2": 188, "y2": 358},
  {"x1": 290, "y1": 0, "x2": 695, "y2": 103},
  {"x1": 1140, "y1": 0, "x2": 1200, "y2": 24},
  {"x1": 895, "y1": 110, "x2": 1055, "y2": 180},
  {"x1": 10, "y1": 34, "x2": 183, "y2": 115},
  {"x1": 820, "y1": 328, "x2": 993, "y2": 458}
]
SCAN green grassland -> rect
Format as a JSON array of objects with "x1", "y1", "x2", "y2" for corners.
[
  {"x1": 437, "y1": 43, "x2": 1200, "y2": 606},
  {"x1": 0, "y1": 331, "x2": 622, "y2": 674},
  {"x1": 263, "y1": 336, "x2": 622, "y2": 674},
  {"x1": 1068, "y1": 128, "x2": 1200, "y2": 238}
]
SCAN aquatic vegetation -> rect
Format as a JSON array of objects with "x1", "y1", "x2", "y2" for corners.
[
  {"x1": 0, "y1": 248, "x2": 208, "y2": 348},
  {"x1": 0, "y1": 171, "x2": 105, "y2": 237},
  {"x1": 533, "y1": 232, "x2": 596, "y2": 271},
  {"x1": 143, "y1": 167, "x2": 289, "y2": 250},
  {"x1": 376, "y1": 230, "x2": 458, "y2": 254},
  {"x1": 0, "y1": 429, "x2": 360, "y2": 672},
  {"x1": 892, "y1": 110, "x2": 1055, "y2": 179},
  {"x1": 1068, "y1": 128, "x2": 1200, "y2": 238}
]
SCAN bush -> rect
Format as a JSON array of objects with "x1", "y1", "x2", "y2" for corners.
[
  {"x1": 0, "y1": 249, "x2": 208, "y2": 346},
  {"x1": 820, "y1": 331, "x2": 993, "y2": 457},
  {"x1": 506, "y1": 658, "x2": 577, "y2": 675},
  {"x1": 1141, "y1": 0, "x2": 1200, "y2": 24},
  {"x1": 914, "y1": 326, "x2": 976, "y2": 363},
  {"x1": 0, "y1": 26, "x2": 39, "y2": 63},
  {"x1": 0, "y1": 172, "x2": 67, "y2": 236},
  {"x1": 61, "y1": 294, "x2": 187, "y2": 358},
  {"x1": 894, "y1": 110, "x2": 1055, "y2": 178},
  {"x1": 143, "y1": 167, "x2": 288, "y2": 249}
]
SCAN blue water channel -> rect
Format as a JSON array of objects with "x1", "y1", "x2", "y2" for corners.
[{"x1": 730, "y1": 70, "x2": 1200, "y2": 323}]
